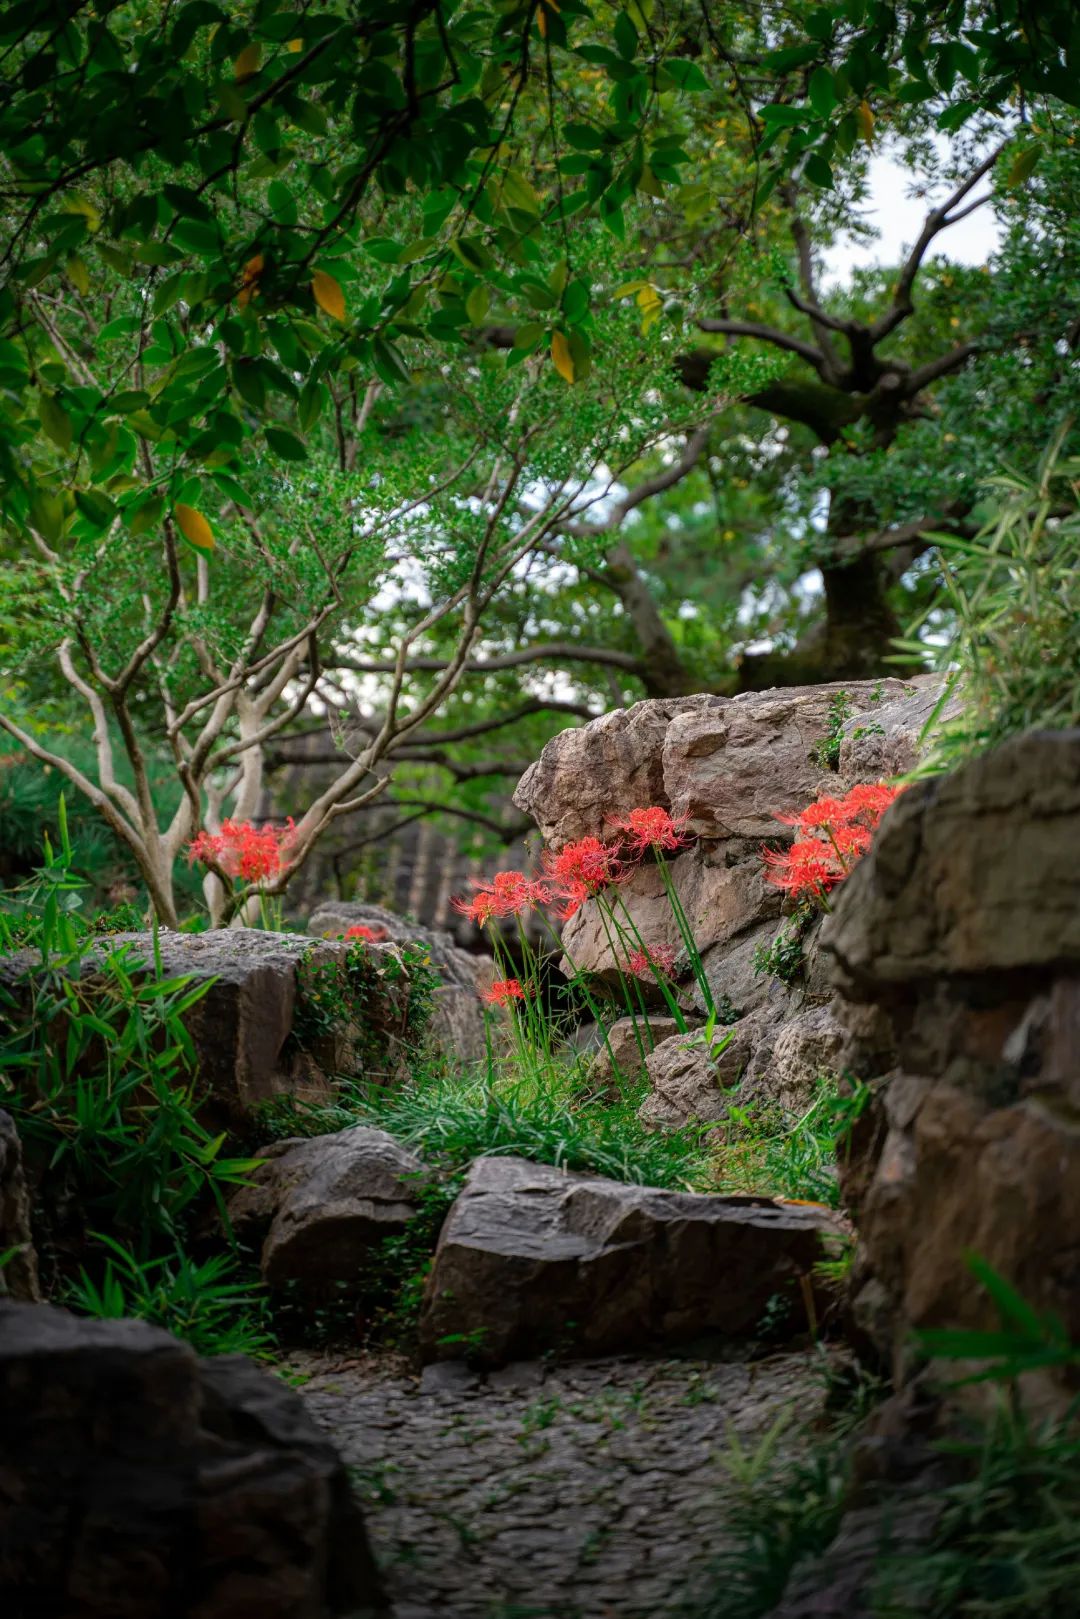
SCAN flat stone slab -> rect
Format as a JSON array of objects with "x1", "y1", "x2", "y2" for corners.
[{"x1": 420, "y1": 1156, "x2": 837, "y2": 1365}]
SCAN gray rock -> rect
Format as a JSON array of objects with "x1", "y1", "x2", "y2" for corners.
[
  {"x1": 822, "y1": 729, "x2": 1080, "y2": 989},
  {"x1": 419, "y1": 1156, "x2": 837, "y2": 1366},
  {"x1": 309, "y1": 899, "x2": 489, "y2": 1064},
  {"x1": 0, "y1": 929, "x2": 347, "y2": 1120},
  {"x1": 228, "y1": 1125, "x2": 428, "y2": 1285},
  {"x1": 638, "y1": 1030, "x2": 729, "y2": 1128},
  {"x1": 0, "y1": 1300, "x2": 388, "y2": 1617},
  {"x1": 662, "y1": 680, "x2": 914, "y2": 841},
  {"x1": 0, "y1": 1111, "x2": 39, "y2": 1301},
  {"x1": 837, "y1": 673, "x2": 958, "y2": 785},
  {"x1": 824, "y1": 730, "x2": 1080, "y2": 1408},
  {"x1": 512, "y1": 695, "x2": 722, "y2": 848},
  {"x1": 587, "y1": 1015, "x2": 683, "y2": 1094}
]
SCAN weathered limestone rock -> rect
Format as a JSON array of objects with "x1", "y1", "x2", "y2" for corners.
[
  {"x1": 639, "y1": 1031, "x2": 727, "y2": 1128},
  {"x1": 0, "y1": 929, "x2": 350, "y2": 1119},
  {"x1": 821, "y1": 730, "x2": 1080, "y2": 1397},
  {"x1": 515, "y1": 680, "x2": 949, "y2": 1124},
  {"x1": 560, "y1": 841, "x2": 774, "y2": 983},
  {"x1": 837, "y1": 673, "x2": 961, "y2": 786},
  {"x1": 0, "y1": 1300, "x2": 387, "y2": 1618},
  {"x1": 419, "y1": 1155, "x2": 837, "y2": 1365},
  {"x1": 0, "y1": 1111, "x2": 39, "y2": 1302},
  {"x1": 309, "y1": 899, "x2": 489, "y2": 1065},
  {"x1": 228, "y1": 1125, "x2": 428, "y2": 1285},
  {"x1": 512, "y1": 694, "x2": 721, "y2": 847},
  {"x1": 586, "y1": 1014, "x2": 683, "y2": 1094},
  {"x1": 663, "y1": 680, "x2": 913, "y2": 841}
]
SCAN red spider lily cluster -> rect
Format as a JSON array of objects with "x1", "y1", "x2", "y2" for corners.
[
  {"x1": 342, "y1": 924, "x2": 388, "y2": 943},
  {"x1": 482, "y1": 977, "x2": 528, "y2": 1007},
  {"x1": 626, "y1": 943, "x2": 677, "y2": 981},
  {"x1": 761, "y1": 782, "x2": 903, "y2": 902},
  {"x1": 188, "y1": 818, "x2": 295, "y2": 883},
  {"x1": 452, "y1": 806, "x2": 689, "y2": 928},
  {"x1": 452, "y1": 870, "x2": 552, "y2": 926},
  {"x1": 608, "y1": 806, "x2": 689, "y2": 856}
]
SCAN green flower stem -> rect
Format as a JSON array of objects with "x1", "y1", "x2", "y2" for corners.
[{"x1": 655, "y1": 851, "x2": 715, "y2": 1017}]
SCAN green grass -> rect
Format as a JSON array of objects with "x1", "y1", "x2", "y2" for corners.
[{"x1": 263, "y1": 1058, "x2": 714, "y2": 1191}]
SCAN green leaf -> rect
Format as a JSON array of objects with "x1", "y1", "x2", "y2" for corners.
[
  {"x1": 264, "y1": 426, "x2": 308, "y2": 461},
  {"x1": 664, "y1": 58, "x2": 709, "y2": 92},
  {"x1": 1006, "y1": 142, "x2": 1042, "y2": 187},
  {"x1": 808, "y1": 66, "x2": 837, "y2": 118},
  {"x1": 371, "y1": 336, "x2": 412, "y2": 387},
  {"x1": 465, "y1": 283, "x2": 491, "y2": 325},
  {"x1": 614, "y1": 11, "x2": 637, "y2": 60},
  {"x1": 39, "y1": 391, "x2": 73, "y2": 450}
]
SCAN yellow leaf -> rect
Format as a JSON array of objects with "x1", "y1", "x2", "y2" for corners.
[
  {"x1": 237, "y1": 252, "x2": 264, "y2": 308},
  {"x1": 174, "y1": 504, "x2": 215, "y2": 552},
  {"x1": 234, "y1": 42, "x2": 262, "y2": 82},
  {"x1": 287, "y1": 38, "x2": 304, "y2": 52},
  {"x1": 613, "y1": 279, "x2": 648, "y2": 299},
  {"x1": 536, "y1": 4, "x2": 547, "y2": 37},
  {"x1": 1006, "y1": 142, "x2": 1042, "y2": 187},
  {"x1": 66, "y1": 255, "x2": 90, "y2": 295},
  {"x1": 551, "y1": 329, "x2": 575, "y2": 384},
  {"x1": 311, "y1": 267, "x2": 346, "y2": 321},
  {"x1": 856, "y1": 99, "x2": 875, "y2": 144}
]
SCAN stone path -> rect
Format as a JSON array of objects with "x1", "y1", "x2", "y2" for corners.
[{"x1": 295, "y1": 1348, "x2": 833, "y2": 1619}]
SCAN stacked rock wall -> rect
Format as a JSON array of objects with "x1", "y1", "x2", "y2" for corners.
[{"x1": 514, "y1": 677, "x2": 947, "y2": 1127}]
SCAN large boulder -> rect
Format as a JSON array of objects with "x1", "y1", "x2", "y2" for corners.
[
  {"x1": 515, "y1": 681, "x2": 949, "y2": 1124},
  {"x1": 419, "y1": 1155, "x2": 837, "y2": 1366},
  {"x1": 0, "y1": 924, "x2": 456, "y2": 1124},
  {"x1": 821, "y1": 730, "x2": 1080, "y2": 1400},
  {"x1": 228, "y1": 1125, "x2": 428, "y2": 1285},
  {"x1": 0, "y1": 1300, "x2": 387, "y2": 1617},
  {"x1": 309, "y1": 899, "x2": 489, "y2": 1065},
  {"x1": 0, "y1": 1111, "x2": 39, "y2": 1302}
]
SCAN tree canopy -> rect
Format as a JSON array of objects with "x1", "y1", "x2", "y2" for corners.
[{"x1": 1, "y1": 0, "x2": 1076, "y2": 917}]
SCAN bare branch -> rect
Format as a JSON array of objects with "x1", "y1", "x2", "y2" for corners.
[
  {"x1": 696, "y1": 316, "x2": 830, "y2": 375},
  {"x1": 871, "y1": 144, "x2": 1007, "y2": 342},
  {"x1": 333, "y1": 642, "x2": 644, "y2": 676},
  {"x1": 905, "y1": 341, "x2": 982, "y2": 394}
]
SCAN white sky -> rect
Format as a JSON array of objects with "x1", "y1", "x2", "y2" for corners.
[{"x1": 823, "y1": 146, "x2": 1001, "y2": 285}]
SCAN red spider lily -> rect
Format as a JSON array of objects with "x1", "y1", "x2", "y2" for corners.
[
  {"x1": 608, "y1": 805, "x2": 689, "y2": 856},
  {"x1": 626, "y1": 943, "x2": 677, "y2": 980},
  {"x1": 188, "y1": 818, "x2": 295, "y2": 883},
  {"x1": 452, "y1": 870, "x2": 550, "y2": 927},
  {"x1": 777, "y1": 796, "x2": 855, "y2": 831},
  {"x1": 543, "y1": 836, "x2": 621, "y2": 917},
  {"x1": 761, "y1": 838, "x2": 843, "y2": 900},
  {"x1": 482, "y1": 977, "x2": 528, "y2": 1007},
  {"x1": 842, "y1": 782, "x2": 903, "y2": 822},
  {"x1": 343, "y1": 924, "x2": 387, "y2": 943},
  {"x1": 762, "y1": 781, "x2": 904, "y2": 902}
]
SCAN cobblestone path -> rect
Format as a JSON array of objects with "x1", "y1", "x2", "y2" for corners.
[{"x1": 296, "y1": 1348, "x2": 830, "y2": 1619}]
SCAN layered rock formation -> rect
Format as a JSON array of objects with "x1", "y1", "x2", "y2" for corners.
[
  {"x1": 514, "y1": 678, "x2": 946, "y2": 1125},
  {"x1": 419, "y1": 1155, "x2": 838, "y2": 1366},
  {"x1": 0, "y1": 1300, "x2": 387, "y2": 1618},
  {"x1": 1, "y1": 919, "x2": 484, "y2": 1124},
  {"x1": 821, "y1": 729, "x2": 1080, "y2": 1399}
]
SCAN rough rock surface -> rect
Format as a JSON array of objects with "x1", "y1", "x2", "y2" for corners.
[
  {"x1": 0, "y1": 929, "x2": 351, "y2": 1119},
  {"x1": 419, "y1": 1155, "x2": 836, "y2": 1366},
  {"x1": 515, "y1": 680, "x2": 948, "y2": 1126},
  {"x1": 586, "y1": 1014, "x2": 683, "y2": 1094},
  {"x1": 0, "y1": 1110, "x2": 39, "y2": 1302},
  {"x1": 0, "y1": 1300, "x2": 387, "y2": 1618},
  {"x1": 297, "y1": 1346, "x2": 836, "y2": 1619},
  {"x1": 309, "y1": 899, "x2": 489, "y2": 1065},
  {"x1": 837, "y1": 672, "x2": 961, "y2": 786},
  {"x1": 639, "y1": 1028, "x2": 733, "y2": 1127},
  {"x1": 229, "y1": 1125, "x2": 429, "y2": 1285},
  {"x1": 821, "y1": 730, "x2": 1080, "y2": 1398}
]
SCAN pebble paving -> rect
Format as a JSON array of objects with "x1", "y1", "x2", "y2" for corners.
[{"x1": 295, "y1": 1348, "x2": 831, "y2": 1619}]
